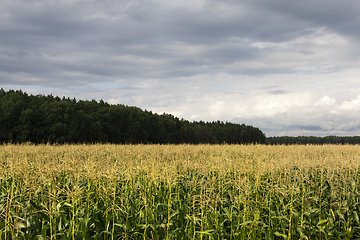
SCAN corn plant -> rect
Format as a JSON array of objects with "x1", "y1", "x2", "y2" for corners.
[{"x1": 1, "y1": 143, "x2": 360, "y2": 239}]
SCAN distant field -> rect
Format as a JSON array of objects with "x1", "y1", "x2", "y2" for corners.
[{"x1": 1, "y1": 144, "x2": 360, "y2": 239}]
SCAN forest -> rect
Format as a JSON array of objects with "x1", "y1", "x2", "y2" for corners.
[
  {"x1": 266, "y1": 135, "x2": 360, "y2": 145},
  {"x1": 0, "y1": 89, "x2": 266, "y2": 144}
]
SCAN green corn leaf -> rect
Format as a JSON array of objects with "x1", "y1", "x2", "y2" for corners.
[
  {"x1": 113, "y1": 223, "x2": 126, "y2": 230},
  {"x1": 237, "y1": 220, "x2": 254, "y2": 227},
  {"x1": 195, "y1": 229, "x2": 215, "y2": 235},
  {"x1": 0, "y1": 221, "x2": 5, "y2": 230},
  {"x1": 63, "y1": 202, "x2": 74, "y2": 208},
  {"x1": 100, "y1": 230, "x2": 112, "y2": 235},
  {"x1": 296, "y1": 227, "x2": 309, "y2": 240},
  {"x1": 34, "y1": 235, "x2": 44, "y2": 240},
  {"x1": 317, "y1": 219, "x2": 328, "y2": 225},
  {"x1": 353, "y1": 211, "x2": 360, "y2": 225},
  {"x1": 30, "y1": 200, "x2": 42, "y2": 211},
  {"x1": 274, "y1": 231, "x2": 287, "y2": 239}
]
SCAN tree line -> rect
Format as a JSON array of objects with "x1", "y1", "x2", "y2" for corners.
[
  {"x1": 0, "y1": 89, "x2": 266, "y2": 144},
  {"x1": 266, "y1": 136, "x2": 360, "y2": 145}
]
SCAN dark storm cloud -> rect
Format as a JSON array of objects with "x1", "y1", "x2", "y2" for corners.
[
  {"x1": 258, "y1": 0, "x2": 360, "y2": 40},
  {"x1": 0, "y1": 1, "x2": 298, "y2": 81},
  {"x1": 2, "y1": 0, "x2": 359, "y2": 83}
]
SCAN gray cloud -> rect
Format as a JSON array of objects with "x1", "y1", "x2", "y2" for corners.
[
  {"x1": 294, "y1": 125, "x2": 323, "y2": 131},
  {"x1": 267, "y1": 90, "x2": 289, "y2": 95},
  {"x1": 260, "y1": 0, "x2": 360, "y2": 39}
]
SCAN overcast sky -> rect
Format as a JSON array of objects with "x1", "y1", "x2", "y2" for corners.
[{"x1": 1, "y1": 0, "x2": 360, "y2": 137}]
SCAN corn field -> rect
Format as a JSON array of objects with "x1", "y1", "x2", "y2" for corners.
[{"x1": 1, "y1": 143, "x2": 360, "y2": 239}]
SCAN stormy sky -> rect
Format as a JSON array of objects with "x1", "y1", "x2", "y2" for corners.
[{"x1": 1, "y1": 0, "x2": 360, "y2": 137}]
